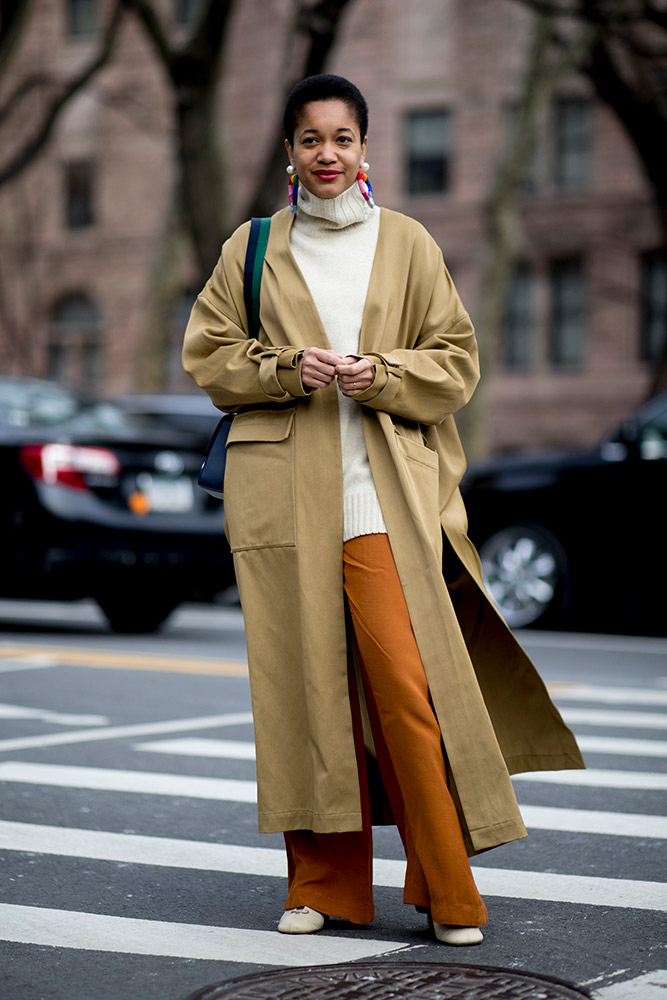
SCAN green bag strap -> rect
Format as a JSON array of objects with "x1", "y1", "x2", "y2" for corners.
[{"x1": 243, "y1": 216, "x2": 271, "y2": 338}]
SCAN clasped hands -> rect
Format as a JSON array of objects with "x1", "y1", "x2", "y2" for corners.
[{"x1": 301, "y1": 347, "x2": 374, "y2": 396}]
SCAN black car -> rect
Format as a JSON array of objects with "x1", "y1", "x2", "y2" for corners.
[
  {"x1": 0, "y1": 377, "x2": 233, "y2": 632},
  {"x1": 114, "y1": 393, "x2": 221, "y2": 443},
  {"x1": 461, "y1": 391, "x2": 666, "y2": 634}
]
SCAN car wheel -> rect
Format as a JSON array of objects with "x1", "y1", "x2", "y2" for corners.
[
  {"x1": 478, "y1": 524, "x2": 568, "y2": 629},
  {"x1": 95, "y1": 591, "x2": 179, "y2": 634}
]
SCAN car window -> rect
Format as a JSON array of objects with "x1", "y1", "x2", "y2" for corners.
[
  {"x1": 0, "y1": 381, "x2": 135, "y2": 431},
  {"x1": 135, "y1": 413, "x2": 219, "y2": 436}
]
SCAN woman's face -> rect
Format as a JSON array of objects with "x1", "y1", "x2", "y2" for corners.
[{"x1": 285, "y1": 99, "x2": 367, "y2": 200}]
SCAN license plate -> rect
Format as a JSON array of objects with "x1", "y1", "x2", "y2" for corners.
[{"x1": 135, "y1": 473, "x2": 195, "y2": 513}]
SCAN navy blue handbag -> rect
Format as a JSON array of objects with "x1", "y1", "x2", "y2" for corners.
[{"x1": 197, "y1": 217, "x2": 271, "y2": 499}]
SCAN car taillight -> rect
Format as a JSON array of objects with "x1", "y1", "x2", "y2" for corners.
[{"x1": 20, "y1": 444, "x2": 122, "y2": 490}]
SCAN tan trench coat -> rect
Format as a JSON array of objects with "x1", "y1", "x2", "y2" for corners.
[{"x1": 183, "y1": 205, "x2": 584, "y2": 855}]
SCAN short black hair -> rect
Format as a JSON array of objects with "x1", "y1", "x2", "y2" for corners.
[{"x1": 283, "y1": 74, "x2": 369, "y2": 146}]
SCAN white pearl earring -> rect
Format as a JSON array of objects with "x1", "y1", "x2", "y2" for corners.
[
  {"x1": 362, "y1": 161, "x2": 370, "y2": 171},
  {"x1": 286, "y1": 164, "x2": 295, "y2": 175}
]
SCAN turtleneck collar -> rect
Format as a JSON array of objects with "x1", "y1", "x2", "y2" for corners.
[{"x1": 295, "y1": 180, "x2": 373, "y2": 230}]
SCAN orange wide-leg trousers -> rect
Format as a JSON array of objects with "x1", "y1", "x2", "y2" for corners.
[{"x1": 284, "y1": 533, "x2": 488, "y2": 927}]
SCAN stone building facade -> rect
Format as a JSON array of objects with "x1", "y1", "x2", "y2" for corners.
[{"x1": 0, "y1": 0, "x2": 663, "y2": 453}]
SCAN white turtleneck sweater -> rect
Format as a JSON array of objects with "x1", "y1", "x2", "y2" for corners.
[{"x1": 290, "y1": 182, "x2": 387, "y2": 541}]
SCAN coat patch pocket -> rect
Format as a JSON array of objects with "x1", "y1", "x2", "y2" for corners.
[
  {"x1": 394, "y1": 431, "x2": 441, "y2": 534},
  {"x1": 224, "y1": 408, "x2": 296, "y2": 551},
  {"x1": 394, "y1": 429, "x2": 439, "y2": 470}
]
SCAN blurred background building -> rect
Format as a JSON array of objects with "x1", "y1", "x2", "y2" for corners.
[{"x1": 0, "y1": 0, "x2": 664, "y2": 455}]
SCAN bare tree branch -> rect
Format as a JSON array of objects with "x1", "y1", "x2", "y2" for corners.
[
  {"x1": 462, "y1": 13, "x2": 598, "y2": 458},
  {"x1": 506, "y1": 0, "x2": 667, "y2": 399},
  {"x1": 247, "y1": 0, "x2": 356, "y2": 219},
  {"x1": 119, "y1": 0, "x2": 171, "y2": 65},
  {"x1": 0, "y1": 0, "x2": 125, "y2": 187},
  {"x1": 644, "y1": 2, "x2": 667, "y2": 30},
  {"x1": 0, "y1": 70, "x2": 51, "y2": 126},
  {"x1": 0, "y1": 0, "x2": 34, "y2": 75},
  {"x1": 186, "y1": 0, "x2": 235, "y2": 70},
  {"x1": 508, "y1": 0, "x2": 653, "y2": 24}
]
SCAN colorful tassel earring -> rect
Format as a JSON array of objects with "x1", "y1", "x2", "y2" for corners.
[
  {"x1": 288, "y1": 171, "x2": 299, "y2": 214},
  {"x1": 357, "y1": 168, "x2": 375, "y2": 208}
]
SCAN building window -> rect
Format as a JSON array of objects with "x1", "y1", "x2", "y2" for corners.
[
  {"x1": 549, "y1": 258, "x2": 587, "y2": 369},
  {"x1": 175, "y1": 0, "x2": 205, "y2": 24},
  {"x1": 65, "y1": 160, "x2": 95, "y2": 230},
  {"x1": 67, "y1": 0, "x2": 99, "y2": 38},
  {"x1": 404, "y1": 110, "x2": 451, "y2": 195},
  {"x1": 640, "y1": 251, "x2": 667, "y2": 363},
  {"x1": 503, "y1": 266, "x2": 535, "y2": 370},
  {"x1": 48, "y1": 293, "x2": 103, "y2": 388},
  {"x1": 553, "y1": 98, "x2": 591, "y2": 190}
]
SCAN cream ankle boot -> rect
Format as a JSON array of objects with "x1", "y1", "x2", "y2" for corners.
[
  {"x1": 277, "y1": 906, "x2": 325, "y2": 934},
  {"x1": 429, "y1": 915, "x2": 483, "y2": 945}
]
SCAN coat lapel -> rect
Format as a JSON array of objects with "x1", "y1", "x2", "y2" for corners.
[{"x1": 263, "y1": 208, "x2": 332, "y2": 351}]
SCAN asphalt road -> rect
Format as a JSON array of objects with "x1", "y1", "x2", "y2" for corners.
[{"x1": 0, "y1": 599, "x2": 666, "y2": 1000}]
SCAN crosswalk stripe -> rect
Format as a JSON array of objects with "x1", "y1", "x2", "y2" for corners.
[
  {"x1": 134, "y1": 737, "x2": 256, "y2": 760},
  {"x1": 0, "y1": 761, "x2": 257, "y2": 802},
  {"x1": 521, "y1": 634, "x2": 667, "y2": 655},
  {"x1": 1, "y1": 763, "x2": 664, "y2": 839},
  {"x1": 0, "y1": 711, "x2": 253, "y2": 753},
  {"x1": 560, "y1": 708, "x2": 667, "y2": 729},
  {"x1": 519, "y1": 805, "x2": 667, "y2": 839},
  {"x1": 1, "y1": 821, "x2": 665, "y2": 911},
  {"x1": 592, "y1": 971, "x2": 667, "y2": 999},
  {"x1": 0, "y1": 903, "x2": 412, "y2": 964},
  {"x1": 4, "y1": 716, "x2": 665, "y2": 756},
  {"x1": 576, "y1": 736, "x2": 667, "y2": 757},
  {"x1": 133, "y1": 739, "x2": 667, "y2": 792},
  {"x1": 0, "y1": 703, "x2": 108, "y2": 726},
  {"x1": 0, "y1": 657, "x2": 58, "y2": 674},
  {"x1": 513, "y1": 768, "x2": 667, "y2": 791},
  {"x1": 551, "y1": 685, "x2": 667, "y2": 706}
]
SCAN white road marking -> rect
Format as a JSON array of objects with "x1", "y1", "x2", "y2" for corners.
[
  {"x1": 560, "y1": 708, "x2": 667, "y2": 729},
  {"x1": 469, "y1": 868, "x2": 667, "y2": 912},
  {"x1": 519, "y1": 805, "x2": 667, "y2": 839},
  {"x1": 0, "y1": 711, "x2": 253, "y2": 753},
  {"x1": 0, "y1": 703, "x2": 108, "y2": 727},
  {"x1": 1, "y1": 763, "x2": 665, "y2": 839},
  {"x1": 551, "y1": 685, "x2": 667, "y2": 706},
  {"x1": 576, "y1": 735, "x2": 667, "y2": 758},
  {"x1": 593, "y1": 970, "x2": 667, "y2": 999},
  {"x1": 0, "y1": 656, "x2": 58, "y2": 673},
  {"x1": 513, "y1": 768, "x2": 667, "y2": 791},
  {"x1": 520, "y1": 633, "x2": 667, "y2": 655},
  {"x1": 0, "y1": 761, "x2": 257, "y2": 802},
  {"x1": 0, "y1": 904, "x2": 412, "y2": 964},
  {"x1": 134, "y1": 737, "x2": 256, "y2": 760},
  {"x1": 132, "y1": 740, "x2": 667, "y2": 793},
  {"x1": 2, "y1": 821, "x2": 665, "y2": 911}
]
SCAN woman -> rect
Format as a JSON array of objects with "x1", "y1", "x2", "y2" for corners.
[{"x1": 183, "y1": 74, "x2": 584, "y2": 946}]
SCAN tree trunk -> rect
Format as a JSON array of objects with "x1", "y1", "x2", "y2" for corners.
[
  {"x1": 579, "y1": 35, "x2": 667, "y2": 397},
  {"x1": 0, "y1": 0, "x2": 34, "y2": 74},
  {"x1": 460, "y1": 16, "x2": 596, "y2": 459},
  {"x1": 134, "y1": 186, "x2": 184, "y2": 392},
  {"x1": 246, "y1": 0, "x2": 356, "y2": 220},
  {"x1": 176, "y1": 85, "x2": 225, "y2": 287}
]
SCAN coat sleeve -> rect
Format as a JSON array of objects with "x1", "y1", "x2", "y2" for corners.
[
  {"x1": 353, "y1": 235, "x2": 480, "y2": 426},
  {"x1": 182, "y1": 224, "x2": 311, "y2": 411}
]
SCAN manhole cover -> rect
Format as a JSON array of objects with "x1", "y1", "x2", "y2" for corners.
[{"x1": 183, "y1": 962, "x2": 590, "y2": 999}]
